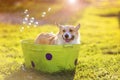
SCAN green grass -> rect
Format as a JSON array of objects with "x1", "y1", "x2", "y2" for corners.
[
  {"x1": 74, "y1": 6, "x2": 120, "y2": 80},
  {"x1": 0, "y1": 1, "x2": 120, "y2": 80}
]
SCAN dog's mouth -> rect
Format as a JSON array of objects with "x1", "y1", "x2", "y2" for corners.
[{"x1": 62, "y1": 35, "x2": 75, "y2": 42}]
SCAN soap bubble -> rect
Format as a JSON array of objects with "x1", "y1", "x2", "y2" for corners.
[
  {"x1": 25, "y1": 9, "x2": 28, "y2": 12},
  {"x1": 35, "y1": 21, "x2": 39, "y2": 25},
  {"x1": 43, "y1": 12, "x2": 46, "y2": 15},
  {"x1": 48, "y1": 8, "x2": 51, "y2": 12},
  {"x1": 28, "y1": 23, "x2": 32, "y2": 26},
  {"x1": 22, "y1": 18, "x2": 27, "y2": 25},
  {"x1": 41, "y1": 12, "x2": 46, "y2": 18},
  {"x1": 26, "y1": 14, "x2": 29, "y2": 17},
  {"x1": 33, "y1": 21, "x2": 39, "y2": 27},
  {"x1": 20, "y1": 27, "x2": 24, "y2": 32},
  {"x1": 24, "y1": 17, "x2": 28, "y2": 21},
  {"x1": 30, "y1": 17, "x2": 34, "y2": 23},
  {"x1": 30, "y1": 20, "x2": 34, "y2": 23},
  {"x1": 22, "y1": 21, "x2": 26, "y2": 24},
  {"x1": 22, "y1": 7, "x2": 52, "y2": 32},
  {"x1": 24, "y1": 9, "x2": 28, "y2": 14},
  {"x1": 41, "y1": 14, "x2": 45, "y2": 17},
  {"x1": 31, "y1": 17, "x2": 35, "y2": 20}
]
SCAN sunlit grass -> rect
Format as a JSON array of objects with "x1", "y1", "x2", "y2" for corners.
[
  {"x1": 0, "y1": 13, "x2": 120, "y2": 79},
  {"x1": 0, "y1": 1, "x2": 120, "y2": 80},
  {"x1": 73, "y1": 4, "x2": 120, "y2": 80},
  {"x1": 0, "y1": 24, "x2": 58, "y2": 80},
  {"x1": 85, "y1": 7, "x2": 120, "y2": 15}
]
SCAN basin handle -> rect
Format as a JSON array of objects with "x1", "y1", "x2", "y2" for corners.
[{"x1": 63, "y1": 45, "x2": 73, "y2": 48}]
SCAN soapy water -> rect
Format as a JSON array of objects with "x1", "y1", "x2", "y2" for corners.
[{"x1": 20, "y1": 8, "x2": 51, "y2": 32}]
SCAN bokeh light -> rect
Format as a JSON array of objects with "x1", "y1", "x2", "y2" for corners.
[{"x1": 68, "y1": 0, "x2": 77, "y2": 4}]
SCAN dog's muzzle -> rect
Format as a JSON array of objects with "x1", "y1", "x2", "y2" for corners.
[{"x1": 62, "y1": 35, "x2": 74, "y2": 42}]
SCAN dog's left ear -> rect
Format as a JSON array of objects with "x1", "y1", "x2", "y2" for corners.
[
  {"x1": 56, "y1": 24, "x2": 63, "y2": 29},
  {"x1": 75, "y1": 24, "x2": 80, "y2": 30}
]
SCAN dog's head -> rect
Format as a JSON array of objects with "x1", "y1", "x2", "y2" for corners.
[{"x1": 57, "y1": 24, "x2": 80, "y2": 43}]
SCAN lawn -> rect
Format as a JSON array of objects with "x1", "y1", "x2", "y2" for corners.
[
  {"x1": 74, "y1": 6, "x2": 120, "y2": 80},
  {"x1": 0, "y1": 1, "x2": 120, "y2": 80}
]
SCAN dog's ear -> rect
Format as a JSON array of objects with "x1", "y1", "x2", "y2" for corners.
[
  {"x1": 75, "y1": 24, "x2": 80, "y2": 30},
  {"x1": 56, "y1": 24, "x2": 63, "y2": 29}
]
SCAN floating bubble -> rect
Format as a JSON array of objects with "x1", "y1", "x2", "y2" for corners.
[
  {"x1": 41, "y1": 14, "x2": 45, "y2": 17},
  {"x1": 30, "y1": 20, "x2": 34, "y2": 23},
  {"x1": 22, "y1": 8, "x2": 52, "y2": 31},
  {"x1": 28, "y1": 23, "x2": 32, "y2": 25},
  {"x1": 35, "y1": 21, "x2": 39, "y2": 25},
  {"x1": 48, "y1": 8, "x2": 51, "y2": 12},
  {"x1": 24, "y1": 9, "x2": 28, "y2": 14},
  {"x1": 31, "y1": 17, "x2": 35, "y2": 20},
  {"x1": 22, "y1": 21, "x2": 26, "y2": 24},
  {"x1": 25, "y1": 9, "x2": 28, "y2": 12},
  {"x1": 43, "y1": 12, "x2": 46, "y2": 15},
  {"x1": 24, "y1": 17, "x2": 28, "y2": 21},
  {"x1": 26, "y1": 14, "x2": 29, "y2": 17},
  {"x1": 30, "y1": 17, "x2": 34, "y2": 23},
  {"x1": 23, "y1": 20, "x2": 27, "y2": 25}
]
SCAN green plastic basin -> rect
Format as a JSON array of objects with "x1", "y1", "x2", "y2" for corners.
[{"x1": 21, "y1": 39, "x2": 80, "y2": 73}]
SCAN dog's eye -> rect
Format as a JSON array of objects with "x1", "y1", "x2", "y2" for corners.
[
  {"x1": 69, "y1": 29, "x2": 73, "y2": 32},
  {"x1": 63, "y1": 30, "x2": 65, "y2": 32}
]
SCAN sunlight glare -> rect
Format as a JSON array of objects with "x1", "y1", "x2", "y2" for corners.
[{"x1": 68, "y1": 0, "x2": 76, "y2": 4}]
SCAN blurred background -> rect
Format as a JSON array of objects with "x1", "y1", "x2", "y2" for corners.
[
  {"x1": 0, "y1": 0, "x2": 90, "y2": 24},
  {"x1": 0, "y1": 0, "x2": 120, "y2": 24},
  {"x1": 0, "y1": 0, "x2": 120, "y2": 80}
]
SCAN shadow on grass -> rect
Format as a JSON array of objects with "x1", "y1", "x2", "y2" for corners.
[{"x1": 5, "y1": 68, "x2": 75, "y2": 80}]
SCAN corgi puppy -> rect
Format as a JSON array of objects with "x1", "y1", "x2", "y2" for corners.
[{"x1": 35, "y1": 24, "x2": 80, "y2": 45}]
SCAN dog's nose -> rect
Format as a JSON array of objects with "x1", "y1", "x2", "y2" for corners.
[{"x1": 65, "y1": 34, "x2": 69, "y2": 38}]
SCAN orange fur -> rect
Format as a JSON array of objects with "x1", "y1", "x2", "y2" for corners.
[{"x1": 35, "y1": 33, "x2": 56, "y2": 45}]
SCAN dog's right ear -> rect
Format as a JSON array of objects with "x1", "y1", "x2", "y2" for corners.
[{"x1": 56, "y1": 24, "x2": 63, "y2": 29}]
